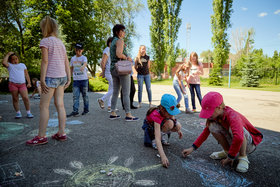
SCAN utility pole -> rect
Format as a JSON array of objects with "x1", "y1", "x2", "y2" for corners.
[{"x1": 186, "y1": 23, "x2": 191, "y2": 58}]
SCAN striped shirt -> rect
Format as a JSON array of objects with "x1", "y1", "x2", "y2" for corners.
[{"x1": 39, "y1": 36, "x2": 67, "y2": 78}]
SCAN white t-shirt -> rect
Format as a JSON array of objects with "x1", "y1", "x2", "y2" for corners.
[
  {"x1": 70, "y1": 55, "x2": 88, "y2": 80},
  {"x1": 8, "y1": 63, "x2": 27, "y2": 84},
  {"x1": 103, "y1": 47, "x2": 111, "y2": 75},
  {"x1": 174, "y1": 70, "x2": 187, "y2": 82}
]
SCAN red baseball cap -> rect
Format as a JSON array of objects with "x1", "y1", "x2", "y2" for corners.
[{"x1": 199, "y1": 92, "x2": 223, "y2": 119}]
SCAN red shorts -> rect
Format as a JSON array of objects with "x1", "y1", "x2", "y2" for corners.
[{"x1": 9, "y1": 82, "x2": 27, "y2": 92}]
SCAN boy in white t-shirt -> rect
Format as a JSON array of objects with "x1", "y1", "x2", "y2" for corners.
[
  {"x1": 2, "y1": 52, "x2": 34, "y2": 118},
  {"x1": 67, "y1": 43, "x2": 89, "y2": 117}
]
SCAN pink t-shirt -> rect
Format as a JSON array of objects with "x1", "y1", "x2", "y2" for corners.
[
  {"x1": 146, "y1": 109, "x2": 165, "y2": 126},
  {"x1": 39, "y1": 36, "x2": 67, "y2": 78}
]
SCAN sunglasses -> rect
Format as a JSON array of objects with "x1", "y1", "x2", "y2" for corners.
[{"x1": 170, "y1": 104, "x2": 180, "y2": 111}]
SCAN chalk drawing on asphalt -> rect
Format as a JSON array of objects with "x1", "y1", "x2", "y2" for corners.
[
  {"x1": 47, "y1": 119, "x2": 84, "y2": 127},
  {"x1": 53, "y1": 157, "x2": 160, "y2": 186},
  {"x1": 0, "y1": 100, "x2": 8, "y2": 104},
  {"x1": 29, "y1": 127, "x2": 70, "y2": 138},
  {"x1": 0, "y1": 162, "x2": 25, "y2": 185},
  {"x1": 181, "y1": 156, "x2": 253, "y2": 187},
  {"x1": 0, "y1": 122, "x2": 28, "y2": 141}
]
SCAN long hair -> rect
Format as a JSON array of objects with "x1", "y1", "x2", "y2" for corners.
[
  {"x1": 40, "y1": 16, "x2": 58, "y2": 38},
  {"x1": 190, "y1": 52, "x2": 199, "y2": 66},
  {"x1": 136, "y1": 45, "x2": 146, "y2": 66}
]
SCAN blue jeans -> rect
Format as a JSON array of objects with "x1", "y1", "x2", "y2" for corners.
[
  {"x1": 189, "y1": 84, "x2": 202, "y2": 110},
  {"x1": 73, "y1": 80, "x2": 89, "y2": 113},
  {"x1": 137, "y1": 74, "x2": 152, "y2": 103},
  {"x1": 173, "y1": 79, "x2": 190, "y2": 110}
]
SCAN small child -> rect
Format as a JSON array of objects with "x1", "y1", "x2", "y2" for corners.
[
  {"x1": 67, "y1": 43, "x2": 89, "y2": 117},
  {"x1": 182, "y1": 92, "x2": 263, "y2": 173},
  {"x1": 142, "y1": 94, "x2": 183, "y2": 168},
  {"x1": 30, "y1": 78, "x2": 41, "y2": 98},
  {"x1": 2, "y1": 52, "x2": 34, "y2": 119}
]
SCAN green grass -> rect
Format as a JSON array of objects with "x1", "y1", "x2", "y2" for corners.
[{"x1": 151, "y1": 76, "x2": 280, "y2": 92}]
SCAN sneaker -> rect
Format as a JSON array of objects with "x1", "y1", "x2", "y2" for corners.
[
  {"x1": 125, "y1": 116, "x2": 139, "y2": 122},
  {"x1": 107, "y1": 107, "x2": 111, "y2": 113},
  {"x1": 131, "y1": 105, "x2": 138, "y2": 109},
  {"x1": 209, "y1": 150, "x2": 227, "y2": 160},
  {"x1": 67, "y1": 112, "x2": 79, "y2": 117},
  {"x1": 27, "y1": 113, "x2": 34, "y2": 118},
  {"x1": 161, "y1": 139, "x2": 170, "y2": 146},
  {"x1": 97, "y1": 98, "x2": 105, "y2": 109},
  {"x1": 26, "y1": 136, "x2": 48, "y2": 146},
  {"x1": 138, "y1": 103, "x2": 142, "y2": 108},
  {"x1": 15, "y1": 113, "x2": 22, "y2": 119},
  {"x1": 82, "y1": 111, "x2": 89, "y2": 115},
  {"x1": 52, "y1": 133, "x2": 67, "y2": 141},
  {"x1": 192, "y1": 109, "x2": 197, "y2": 113},
  {"x1": 185, "y1": 108, "x2": 194, "y2": 114},
  {"x1": 109, "y1": 115, "x2": 121, "y2": 120}
]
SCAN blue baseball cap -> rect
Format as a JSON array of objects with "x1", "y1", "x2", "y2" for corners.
[{"x1": 160, "y1": 94, "x2": 181, "y2": 116}]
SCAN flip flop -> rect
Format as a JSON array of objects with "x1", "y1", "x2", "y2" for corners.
[{"x1": 236, "y1": 156, "x2": 250, "y2": 173}]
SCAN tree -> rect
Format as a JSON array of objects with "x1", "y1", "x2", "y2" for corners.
[
  {"x1": 148, "y1": 0, "x2": 182, "y2": 78},
  {"x1": 209, "y1": 0, "x2": 233, "y2": 85},
  {"x1": 271, "y1": 50, "x2": 280, "y2": 85},
  {"x1": 241, "y1": 55, "x2": 259, "y2": 87},
  {"x1": 200, "y1": 50, "x2": 213, "y2": 63}
]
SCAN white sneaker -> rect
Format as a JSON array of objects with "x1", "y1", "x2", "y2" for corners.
[{"x1": 236, "y1": 156, "x2": 250, "y2": 173}]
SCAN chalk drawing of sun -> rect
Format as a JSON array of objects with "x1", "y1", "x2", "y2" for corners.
[{"x1": 52, "y1": 156, "x2": 161, "y2": 186}]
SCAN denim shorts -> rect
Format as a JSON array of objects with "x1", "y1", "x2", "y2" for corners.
[{"x1": 45, "y1": 77, "x2": 67, "y2": 88}]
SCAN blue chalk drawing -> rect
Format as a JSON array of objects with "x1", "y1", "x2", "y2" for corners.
[
  {"x1": 0, "y1": 122, "x2": 28, "y2": 140},
  {"x1": 47, "y1": 119, "x2": 84, "y2": 127},
  {"x1": 182, "y1": 157, "x2": 253, "y2": 187}
]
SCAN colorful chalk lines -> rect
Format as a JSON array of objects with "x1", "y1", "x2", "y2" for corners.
[
  {"x1": 181, "y1": 156, "x2": 253, "y2": 187},
  {"x1": 35, "y1": 156, "x2": 161, "y2": 186}
]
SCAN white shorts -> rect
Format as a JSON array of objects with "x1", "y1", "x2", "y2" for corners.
[{"x1": 209, "y1": 122, "x2": 256, "y2": 154}]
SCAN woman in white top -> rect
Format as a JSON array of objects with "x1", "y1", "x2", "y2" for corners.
[
  {"x1": 97, "y1": 37, "x2": 114, "y2": 112},
  {"x1": 173, "y1": 62, "x2": 193, "y2": 113},
  {"x1": 187, "y1": 52, "x2": 204, "y2": 112}
]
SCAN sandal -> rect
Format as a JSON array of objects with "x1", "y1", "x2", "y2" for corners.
[
  {"x1": 236, "y1": 156, "x2": 250, "y2": 173},
  {"x1": 209, "y1": 150, "x2": 227, "y2": 160}
]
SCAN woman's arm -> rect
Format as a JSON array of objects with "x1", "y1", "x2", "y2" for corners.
[
  {"x1": 40, "y1": 47, "x2": 49, "y2": 94},
  {"x1": 154, "y1": 122, "x2": 169, "y2": 168},
  {"x1": 2, "y1": 52, "x2": 13, "y2": 68},
  {"x1": 100, "y1": 53, "x2": 108, "y2": 77},
  {"x1": 64, "y1": 54, "x2": 71, "y2": 90},
  {"x1": 116, "y1": 39, "x2": 127, "y2": 60}
]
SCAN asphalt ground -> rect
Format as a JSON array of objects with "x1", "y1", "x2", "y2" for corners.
[{"x1": 0, "y1": 85, "x2": 280, "y2": 187}]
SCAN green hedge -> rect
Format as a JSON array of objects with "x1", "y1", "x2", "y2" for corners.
[{"x1": 88, "y1": 75, "x2": 108, "y2": 92}]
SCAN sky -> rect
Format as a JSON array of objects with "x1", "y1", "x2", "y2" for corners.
[{"x1": 130, "y1": 0, "x2": 280, "y2": 59}]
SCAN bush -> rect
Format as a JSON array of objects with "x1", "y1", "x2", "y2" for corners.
[{"x1": 88, "y1": 75, "x2": 108, "y2": 92}]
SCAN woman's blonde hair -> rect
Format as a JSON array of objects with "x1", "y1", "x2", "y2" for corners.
[
  {"x1": 136, "y1": 45, "x2": 146, "y2": 66},
  {"x1": 40, "y1": 16, "x2": 58, "y2": 38},
  {"x1": 190, "y1": 52, "x2": 199, "y2": 65}
]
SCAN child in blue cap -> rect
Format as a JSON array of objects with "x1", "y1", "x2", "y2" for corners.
[{"x1": 142, "y1": 94, "x2": 183, "y2": 168}]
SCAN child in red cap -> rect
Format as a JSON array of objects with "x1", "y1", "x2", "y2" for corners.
[{"x1": 182, "y1": 91, "x2": 263, "y2": 173}]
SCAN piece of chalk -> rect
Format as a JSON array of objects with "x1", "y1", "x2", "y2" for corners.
[
  {"x1": 107, "y1": 172, "x2": 113, "y2": 176},
  {"x1": 100, "y1": 170, "x2": 106, "y2": 174},
  {"x1": 156, "y1": 154, "x2": 161, "y2": 158},
  {"x1": 109, "y1": 168, "x2": 115, "y2": 172}
]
